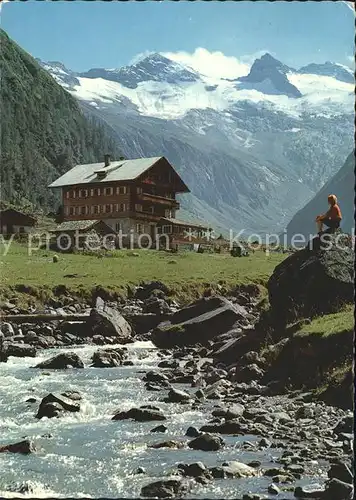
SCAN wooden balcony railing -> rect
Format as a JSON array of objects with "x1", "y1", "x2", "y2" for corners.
[{"x1": 138, "y1": 192, "x2": 180, "y2": 208}]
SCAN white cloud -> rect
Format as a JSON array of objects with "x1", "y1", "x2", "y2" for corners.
[
  {"x1": 128, "y1": 50, "x2": 155, "y2": 66},
  {"x1": 161, "y1": 47, "x2": 250, "y2": 79}
]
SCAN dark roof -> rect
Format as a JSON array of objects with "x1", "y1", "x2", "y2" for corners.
[{"x1": 0, "y1": 208, "x2": 37, "y2": 224}]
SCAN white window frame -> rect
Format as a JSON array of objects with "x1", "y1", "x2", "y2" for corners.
[
  {"x1": 135, "y1": 204, "x2": 143, "y2": 212},
  {"x1": 162, "y1": 225, "x2": 173, "y2": 234},
  {"x1": 136, "y1": 223, "x2": 144, "y2": 234},
  {"x1": 116, "y1": 186, "x2": 127, "y2": 195},
  {"x1": 115, "y1": 222, "x2": 122, "y2": 232}
]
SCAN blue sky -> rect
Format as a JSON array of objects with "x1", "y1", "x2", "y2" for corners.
[{"x1": 1, "y1": 1, "x2": 354, "y2": 72}]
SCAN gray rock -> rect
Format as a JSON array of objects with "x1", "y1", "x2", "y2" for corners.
[
  {"x1": 165, "y1": 388, "x2": 191, "y2": 403},
  {"x1": 34, "y1": 352, "x2": 84, "y2": 369},
  {"x1": 140, "y1": 479, "x2": 189, "y2": 498},
  {"x1": 150, "y1": 425, "x2": 168, "y2": 433},
  {"x1": 90, "y1": 297, "x2": 132, "y2": 337},
  {"x1": 1, "y1": 322, "x2": 15, "y2": 337},
  {"x1": 91, "y1": 348, "x2": 124, "y2": 368},
  {"x1": 112, "y1": 407, "x2": 166, "y2": 422},
  {"x1": 294, "y1": 485, "x2": 326, "y2": 498},
  {"x1": 179, "y1": 462, "x2": 207, "y2": 478},
  {"x1": 185, "y1": 426, "x2": 200, "y2": 437},
  {"x1": 200, "y1": 420, "x2": 242, "y2": 434},
  {"x1": 152, "y1": 296, "x2": 248, "y2": 348},
  {"x1": 0, "y1": 439, "x2": 36, "y2": 454},
  {"x1": 4, "y1": 343, "x2": 36, "y2": 358},
  {"x1": 36, "y1": 393, "x2": 80, "y2": 419},
  {"x1": 327, "y1": 462, "x2": 353, "y2": 484},
  {"x1": 324, "y1": 478, "x2": 353, "y2": 500},
  {"x1": 268, "y1": 484, "x2": 280, "y2": 495},
  {"x1": 149, "y1": 440, "x2": 183, "y2": 449},
  {"x1": 221, "y1": 461, "x2": 258, "y2": 478},
  {"x1": 188, "y1": 433, "x2": 224, "y2": 451}
]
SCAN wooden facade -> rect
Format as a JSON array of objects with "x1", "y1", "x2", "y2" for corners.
[
  {"x1": 0, "y1": 209, "x2": 37, "y2": 235},
  {"x1": 50, "y1": 156, "x2": 210, "y2": 249}
]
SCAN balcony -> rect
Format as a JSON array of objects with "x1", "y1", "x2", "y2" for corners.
[{"x1": 138, "y1": 192, "x2": 180, "y2": 209}]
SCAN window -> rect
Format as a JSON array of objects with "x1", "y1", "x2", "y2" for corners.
[
  {"x1": 80, "y1": 206, "x2": 86, "y2": 215},
  {"x1": 162, "y1": 225, "x2": 173, "y2": 234},
  {"x1": 91, "y1": 205, "x2": 100, "y2": 215},
  {"x1": 135, "y1": 204, "x2": 143, "y2": 212},
  {"x1": 136, "y1": 224, "x2": 144, "y2": 234},
  {"x1": 115, "y1": 222, "x2": 122, "y2": 232},
  {"x1": 65, "y1": 191, "x2": 70, "y2": 199},
  {"x1": 148, "y1": 206, "x2": 154, "y2": 214},
  {"x1": 79, "y1": 189, "x2": 88, "y2": 198},
  {"x1": 104, "y1": 187, "x2": 113, "y2": 196},
  {"x1": 105, "y1": 204, "x2": 112, "y2": 213},
  {"x1": 116, "y1": 186, "x2": 127, "y2": 195},
  {"x1": 72, "y1": 190, "x2": 76, "y2": 199},
  {"x1": 93, "y1": 187, "x2": 101, "y2": 196},
  {"x1": 114, "y1": 203, "x2": 126, "y2": 212},
  {"x1": 136, "y1": 186, "x2": 142, "y2": 194},
  {"x1": 69, "y1": 207, "x2": 75, "y2": 216}
]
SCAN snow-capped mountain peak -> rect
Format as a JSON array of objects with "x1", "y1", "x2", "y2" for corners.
[
  {"x1": 79, "y1": 52, "x2": 201, "y2": 89},
  {"x1": 298, "y1": 61, "x2": 354, "y2": 84},
  {"x1": 37, "y1": 59, "x2": 79, "y2": 88},
  {"x1": 237, "y1": 53, "x2": 301, "y2": 98}
]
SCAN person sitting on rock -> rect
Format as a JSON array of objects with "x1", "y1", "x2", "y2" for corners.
[{"x1": 315, "y1": 194, "x2": 342, "y2": 234}]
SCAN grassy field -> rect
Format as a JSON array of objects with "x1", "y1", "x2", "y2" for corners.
[
  {"x1": 0, "y1": 241, "x2": 286, "y2": 303},
  {"x1": 295, "y1": 305, "x2": 354, "y2": 337}
]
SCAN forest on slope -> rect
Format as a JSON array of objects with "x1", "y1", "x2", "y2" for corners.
[{"x1": 0, "y1": 29, "x2": 121, "y2": 211}]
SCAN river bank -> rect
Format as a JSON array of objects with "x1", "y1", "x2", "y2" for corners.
[
  {"x1": 0, "y1": 279, "x2": 353, "y2": 499},
  {"x1": 0, "y1": 339, "x2": 353, "y2": 499}
]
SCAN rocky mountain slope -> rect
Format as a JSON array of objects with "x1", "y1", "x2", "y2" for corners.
[
  {"x1": 39, "y1": 51, "x2": 354, "y2": 234},
  {"x1": 0, "y1": 29, "x2": 121, "y2": 209},
  {"x1": 285, "y1": 152, "x2": 355, "y2": 239}
]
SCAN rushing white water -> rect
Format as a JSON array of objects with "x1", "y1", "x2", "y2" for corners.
[{"x1": 0, "y1": 342, "x2": 323, "y2": 498}]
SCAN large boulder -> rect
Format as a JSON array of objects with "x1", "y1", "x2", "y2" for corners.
[
  {"x1": 34, "y1": 352, "x2": 84, "y2": 369},
  {"x1": 91, "y1": 348, "x2": 125, "y2": 368},
  {"x1": 188, "y1": 433, "x2": 224, "y2": 451},
  {"x1": 112, "y1": 407, "x2": 166, "y2": 422},
  {"x1": 90, "y1": 297, "x2": 132, "y2": 337},
  {"x1": 3, "y1": 343, "x2": 36, "y2": 358},
  {"x1": 141, "y1": 479, "x2": 189, "y2": 498},
  {"x1": 0, "y1": 439, "x2": 36, "y2": 454},
  {"x1": 152, "y1": 296, "x2": 247, "y2": 348},
  {"x1": 268, "y1": 233, "x2": 354, "y2": 325},
  {"x1": 36, "y1": 392, "x2": 81, "y2": 419}
]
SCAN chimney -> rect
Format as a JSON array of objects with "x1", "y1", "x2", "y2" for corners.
[{"x1": 104, "y1": 154, "x2": 111, "y2": 167}]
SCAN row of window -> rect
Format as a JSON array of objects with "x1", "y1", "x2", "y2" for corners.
[
  {"x1": 63, "y1": 203, "x2": 167, "y2": 216},
  {"x1": 65, "y1": 185, "x2": 138, "y2": 199},
  {"x1": 113, "y1": 222, "x2": 146, "y2": 234},
  {"x1": 65, "y1": 203, "x2": 130, "y2": 216}
]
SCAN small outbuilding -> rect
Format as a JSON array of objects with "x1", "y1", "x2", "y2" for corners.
[
  {"x1": 50, "y1": 219, "x2": 116, "y2": 251},
  {"x1": 0, "y1": 208, "x2": 37, "y2": 235}
]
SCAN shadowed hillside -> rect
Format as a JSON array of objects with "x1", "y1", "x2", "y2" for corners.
[
  {"x1": 0, "y1": 29, "x2": 121, "y2": 210},
  {"x1": 285, "y1": 152, "x2": 355, "y2": 239}
]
